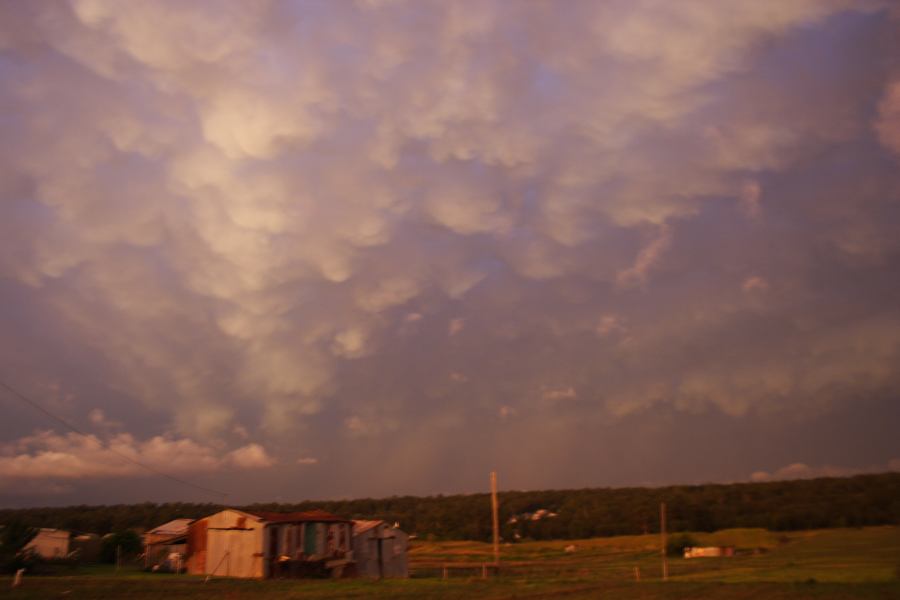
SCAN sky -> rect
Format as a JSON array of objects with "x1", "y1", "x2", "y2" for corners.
[{"x1": 1, "y1": 0, "x2": 899, "y2": 507}]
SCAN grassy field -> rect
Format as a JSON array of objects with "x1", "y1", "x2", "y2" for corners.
[{"x1": 2, "y1": 526, "x2": 898, "y2": 599}]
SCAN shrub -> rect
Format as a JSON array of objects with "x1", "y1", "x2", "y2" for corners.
[
  {"x1": 0, "y1": 520, "x2": 39, "y2": 574},
  {"x1": 100, "y1": 530, "x2": 142, "y2": 564},
  {"x1": 666, "y1": 533, "x2": 699, "y2": 557}
]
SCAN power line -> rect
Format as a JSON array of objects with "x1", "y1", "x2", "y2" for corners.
[{"x1": 0, "y1": 379, "x2": 229, "y2": 501}]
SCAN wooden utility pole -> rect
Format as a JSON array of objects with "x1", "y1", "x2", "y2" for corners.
[
  {"x1": 490, "y1": 471, "x2": 500, "y2": 566},
  {"x1": 660, "y1": 502, "x2": 668, "y2": 581}
]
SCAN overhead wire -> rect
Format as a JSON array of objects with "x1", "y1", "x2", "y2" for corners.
[{"x1": 0, "y1": 378, "x2": 229, "y2": 502}]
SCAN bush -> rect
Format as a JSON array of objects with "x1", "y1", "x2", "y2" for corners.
[
  {"x1": 22, "y1": 555, "x2": 79, "y2": 576},
  {"x1": 666, "y1": 533, "x2": 699, "y2": 557},
  {"x1": 100, "y1": 530, "x2": 142, "y2": 564},
  {"x1": 0, "y1": 520, "x2": 39, "y2": 574}
]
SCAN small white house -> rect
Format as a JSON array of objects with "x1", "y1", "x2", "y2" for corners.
[
  {"x1": 23, "y1": 529, "x2": 70, "y2": 559},
  {"x1": 352, "y1": 520, "x2": 408, "y2": 578},
  {"x1": 684, "y1": 546, "x2": 735, "y2": 558}
]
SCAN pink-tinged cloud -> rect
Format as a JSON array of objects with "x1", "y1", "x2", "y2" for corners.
[
  {"x1": 751, "y1": 459, "x2": 900, "y2": 482},
  {"x1": 0, "y1": 431, "x2": 275, "y2": 481},
  {"x1": 616, "y1": 226, "x2": 673, "y2": 289},
  {"x1": 739, "y1": 181, "x2": 763, "y2": 219},
  {"x1": 875, "y1": 81, "x2": 900, "y2": 155},
  {"x1": 742, "y1": 276, "x2": 769, "y2": 293},
  {"x1": 542, "y1": 387, "x2": 577, "y2": 402}
]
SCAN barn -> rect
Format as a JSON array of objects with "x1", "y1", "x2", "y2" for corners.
[
  {"x1": 186, "y1": 508, "x2": 353, "y2": 579},
  {"x1": 352, "y1": 520, "x2": 409, "y2": 578}
]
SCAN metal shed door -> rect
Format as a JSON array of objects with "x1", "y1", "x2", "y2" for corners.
[{"x1": 303, "y1": 523, "x2": 318, "y2": 555}]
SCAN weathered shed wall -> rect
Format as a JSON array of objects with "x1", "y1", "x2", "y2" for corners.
[
  {"x1": 203, "y1": 509, "x2": 265, "y2": 579},
  {"x1": 186, "y1": 518, "x2": 207, "y2": 575},
  {"x1": 352, "y1": 522, "x2": 408, "y2": 578},
  {"x1": 382, "y1": 528, "x2": 409, "y2": 578}
]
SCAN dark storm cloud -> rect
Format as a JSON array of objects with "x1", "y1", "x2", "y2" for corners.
[{"x1": 0, "y1": 0, "x2": 898, "y2": 504}]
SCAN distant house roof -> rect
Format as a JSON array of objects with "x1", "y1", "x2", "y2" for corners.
[
  {"x1": 23, "y1": 529, "x2": 70, "y2": 558},
  {"x1": 31, "y1": 528, "x2": 69, "y2": 539},
  {"x1": 149, "y1": 519, "x2": 194, "y2": 536},
  {"x1": 246, "y1": 509, "x2": 350, "y2": 524}
]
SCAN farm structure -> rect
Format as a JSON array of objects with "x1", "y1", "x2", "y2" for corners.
[
  {"x1": 144, "y1": 518, "x2": 193, "y2": 546},
  {"x1": 684, "y1": 546, "x2": 735, "y2": 558},
  {"x1": 143, "y1": 519, "x2": 193, "y2": 571},
  {"x1": 352, "y1": 520, "x2": 409, "y2": 578},
  {"x1": 185, "y1": 508, "x2": 354, "y2": 579},
  {"x1": 23, "y1": 528, "x2": 70, "y2": 559}
]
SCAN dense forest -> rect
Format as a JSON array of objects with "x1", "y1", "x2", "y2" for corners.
[{"x1": 2, "y1": 473, "x2": 898, "y2": 542}]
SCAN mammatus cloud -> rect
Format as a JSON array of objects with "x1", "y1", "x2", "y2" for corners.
[
  {"x1": 0, "y1": 430, "x2": 274, "y2": 481},
  {"x1": 751, "y1": 459, "x2": 900, "y2": 482},
  {"x1": 0, "y1": 1, "x2": 899, "y2": 500},
  {"x1": 875, "y1": 0, "x2": 900, "y2": 162},
  {"x1": 877, "y1": 84, "x2": 900, "y2": 153}
]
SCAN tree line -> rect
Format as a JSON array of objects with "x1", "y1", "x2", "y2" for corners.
[{"x1": 1, "y1": 473, "x2": 898, "y2": 542}]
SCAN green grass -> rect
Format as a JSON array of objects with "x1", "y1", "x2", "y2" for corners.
[
  {"x1": 410, "y1": 526, "x2": 900, "y2": 584},
  {"x1": 3, "y1": 526, "x2": 899, "y2": 599}
]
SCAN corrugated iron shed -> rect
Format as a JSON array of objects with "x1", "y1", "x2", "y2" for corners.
[{"x1": 186, "y1": 508, "x2": 353, "y2": 579}]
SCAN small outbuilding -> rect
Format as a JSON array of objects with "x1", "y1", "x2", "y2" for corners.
[
  {"x1": 352, "y1": 520, "x2": 409, "y2": 578},
  {"x1": 144, "y1": 518, "x2": 193, "y2": 570},
  {"x1": 186, "y1": 508, "x2": 354, "y2": 579},
  {"x1": 144, "y1": 519, "x2": 193, "y2": 546},
  {"x1": 684, "y1": 546, "x2": 735, "y2": 558},
  {"x1": 23, "y1": 528, "x2": 70, "y2": 559}
]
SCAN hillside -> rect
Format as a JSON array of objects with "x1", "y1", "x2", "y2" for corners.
[{"x1": 1, "y1": 472, "x2": 898, "y2": 541}]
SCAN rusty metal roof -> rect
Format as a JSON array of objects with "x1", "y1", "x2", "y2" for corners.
[
  {"x1": 148, "y1": 518, "x2": 194, "y2": 535},
  {"x1": 352, "y1": 519, "x2": 384, "y2": 534},
  {"x1": 247, "y1": 509, "x2": 350, "y2": 523}
]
